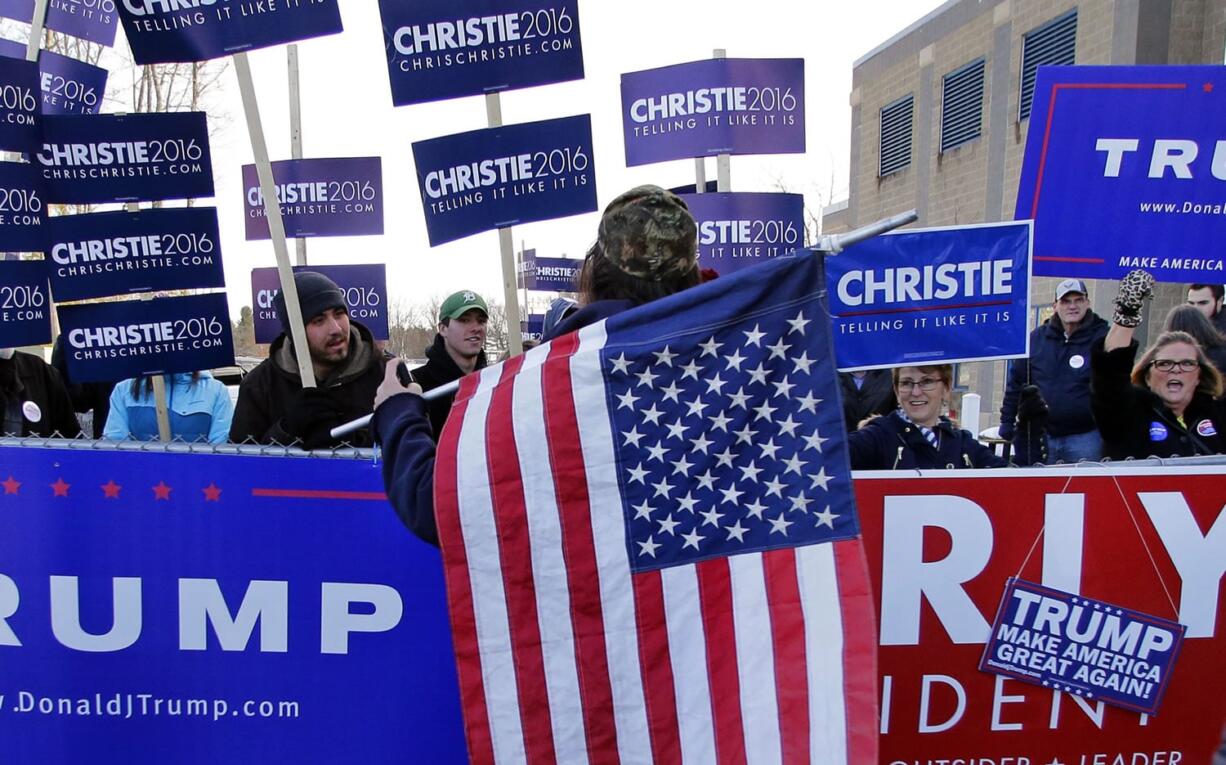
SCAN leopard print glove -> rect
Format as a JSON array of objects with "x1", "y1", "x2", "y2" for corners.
[{"x1": 1112, "y1": 269, "x2": 1154, "y2": 328}]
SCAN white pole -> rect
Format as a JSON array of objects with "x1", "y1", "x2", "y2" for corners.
[
  {"x1": 25, "y1": 0, "x2": 47, "y2": 62},
  {"x1": 486, "y1": 92, "x2": 524, "y2": 356},
  {"x1": 961, "y1": 393, "x2": 982, "y2": 439},
  {"x1": 233, "y1": 52, "x2": 317, "y2": 388},
  {"x1": 713, "y1": 48, "x2": 731, "y2": 192},
  {"x1": 694, "y1": 157, "x2": 706, "y2": 194},
  {"x1": 287, "y1": 44, "x2": 307, "y2": 266}
]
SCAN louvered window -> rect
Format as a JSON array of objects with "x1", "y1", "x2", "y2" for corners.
[
  {"x1": 878, "y1": 94, "x2": 913, "y2": 177},
  {"x1": 1019, "y1": 10, "x2": 1077, "y2": 120},
  {"x1": 940, "y1": 58, "x2": 985, "y2": 153}
]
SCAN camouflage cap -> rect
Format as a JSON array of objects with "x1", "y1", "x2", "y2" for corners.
[{"x1": 596, "y1": 185, "x2": 698, "y2": 281}]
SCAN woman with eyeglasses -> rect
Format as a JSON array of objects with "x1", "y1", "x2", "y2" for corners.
[
  {"x1": 847, "y1": 364, "x2": 1042, "y2": 469},
  {"x1": 1092, "y1": 270, "x2": 1226, "y2": 459}
]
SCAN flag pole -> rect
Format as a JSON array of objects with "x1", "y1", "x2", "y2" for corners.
[
  {"x1": 486, "y1": 92, "x2": 524, "y2": 357},
  {"x1": 233, "y1": 51, "x2": 317, "y2": 388},
  {"x1": 713, "y1": 48, "x2": 731, "y2": 192}
]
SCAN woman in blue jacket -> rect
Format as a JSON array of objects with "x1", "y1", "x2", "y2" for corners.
[{"x1": 103, "y1": 371, "x2": 233, "y2": 444}]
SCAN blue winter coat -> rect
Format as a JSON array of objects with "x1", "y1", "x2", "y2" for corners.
[
  {"x1": 103, "y1": 372, "x2": 233, "y2": 444},
  {"x1": 999, "y1": 312, "x2": 1108, "y2": 440}
]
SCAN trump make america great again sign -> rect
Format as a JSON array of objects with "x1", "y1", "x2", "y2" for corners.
[{"x1": 1017, "y1": 65, "x2": 1226, "y2": 283}]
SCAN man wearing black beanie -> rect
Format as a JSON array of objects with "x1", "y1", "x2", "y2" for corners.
[{"x1": 230, "y1": 271, "x2": 389, "y2": 448}]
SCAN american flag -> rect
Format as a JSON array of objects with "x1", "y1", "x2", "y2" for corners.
[{"x1": 434, "y1": 252, "x2": 878, "y2": 764}]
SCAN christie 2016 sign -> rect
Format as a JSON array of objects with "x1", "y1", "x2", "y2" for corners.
[
  {"x1": 858, "y1": 466, "x2": 1225, "y2": 763},
  {"x1": 116, "y1": 0, "x2": 343, "y2": 65},
  {"x1": 0, "y1": 56, "x2": 41, "y2": 153},
  {"x1": 45, "y1": 207, "x2": 225, "y2": 302},
  {"x1": 678, "y1": 191, "x2": 804, "y2": 275},
  {"x1": 57, "y1": 292, "x2": 234, "y2": 383},
  {"x1": 1017, "y1": 65, "x2": 1226, "y2": 283},
  {"x1": 825, "y1": 221, "x2": 1032, "y2": 371},
  {"x1": 0, "y1": 259, "x2": 51, "y2": 347},
  {"x1": 36, "y1": 112, "x2": 214, "y2": 204},
  {"x1": 0, "y1": 39, "x2": 108, "y2": 115},
  {"x1": 378, "y1": 0, "x2": 584, "y2": 106},
  {"x1": 412, "y1": 113, "x2": 597, "y2": 246},
  {"x1": 516, "y1": 249, "x2": 579, "y2": 291},
  {"x1": 620, "y1": 57, "x2": 805, "y2": 167},
  {"x1": 250, "y1": 264, "x2": 389, "y2": 344},
  {"x1": 242, "y1": 157, "x2": 383, "y2": 240}
]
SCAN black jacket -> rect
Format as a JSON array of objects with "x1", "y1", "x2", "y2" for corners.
[
  {"x1": 839, "y1": 370, "x2": 896, "y2": 432},
  {"x1": 51, "y1": 336, "x2": 114, "y2": 439},
  {"x1": 848, "y1": 411, "x2": 1009, "y2": 470},
  {"x1": 1000, "y1": 311, "x2": 1108, "y2": 440},
  {"x1": 1090, "y1": 338, "x2": 1225, "y2": 459},
  {"x1": 410, "y1": 334, "x2": 487, "y2": 442},
  {"x1": 229, "y1": 321, "x2": 389, "y2": 447},
  {"x1": 0, "y1": 351, "x2": 82, "y2": 439}
]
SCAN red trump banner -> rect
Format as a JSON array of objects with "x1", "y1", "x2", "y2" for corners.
[{"x1": 857, "y1": 465, "x2": 1225, "y2": 764}]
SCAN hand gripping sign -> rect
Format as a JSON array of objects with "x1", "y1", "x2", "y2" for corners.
[
  {"x1": 116, "y1": 0, "x2": 342, "y2": 65},
  {"x1": 379, "y1": 0, "x2": 584, "y2": 106},
  {"x1": 1017, "y1": 65, "x2": 1226, "y2": 283},
  {"x1": 411, "y1": 113, "x2": 597, "y2": 246},
  {"x1": 36, "y1": 112, "x2": 214, "y2": 204}
]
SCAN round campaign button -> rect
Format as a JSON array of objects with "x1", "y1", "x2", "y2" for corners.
[
  {"x1": 1148, "y1": 422, "x2": 1168, "y2": 441},
  {"x1": 1197, "y1": 419, "x2": 1218, "y2": 437},
  {"x1": 1068, "y1": 354, "x2": 1085, "y2": 369},
  {"x1": 22, "y1": 401, "x2": 41, "y2": 423}
]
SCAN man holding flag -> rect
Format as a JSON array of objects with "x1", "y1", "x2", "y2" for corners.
[{"x1": 373, "y1": 186, "x2": 878, "y2": 764}]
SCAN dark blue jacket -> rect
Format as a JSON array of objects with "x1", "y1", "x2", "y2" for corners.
[
  {"x1": 848, "y1": 411, "x2": 1011, "y2": 470},
  {"x1": 1000, "y1": 311, "x2": 1108, "y2": 440}
]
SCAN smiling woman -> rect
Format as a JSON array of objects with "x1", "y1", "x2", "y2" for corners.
[{"x1": 1092, "y1": 270, "x2": 1226, "y2": 459}]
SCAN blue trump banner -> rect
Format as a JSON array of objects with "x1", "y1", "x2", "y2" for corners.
[
  {"x1": 679, "y1": 191, "x2": 804, "y2": 275},
  {"x1": 980, "y1": 579, "x2": 1185, "y2": 716},
  {"x1": 1016, "y1": 65, "x2": 1226, "y2": 283},
  {"x1": 379, "y1": 0, "x2": 584, "y2": 106},
  {"x1": 0, "y1": 260, "x2": 51, "y2": 347},
  {"x1": 0, "y1": 446, "x2": 467, "y2": 763},
  {"x1": 46, "y1": 207, "x2": 225, "y2": 303},
  {"x1": 0, "y1": 56, "x2": 40, "y2": 153},
  {"x1": 0, "y1": 39, "x2": 108, "y2": 115},
  {"x1": 621, "y1": 58, "x2": 805, "y2": 167},
  {"x1": 58, "y1": 293, "x2": 234, "y2": 383},
  {"x1": 250, "y1": 264, "x2": 389, "y2": 344},
  {"x1": 117, "y1": 0, "x2": 342, "y2": 65},
  {"x1": 242, "y1": 157, "x2": 383, "y2": 240},
  {"x1": 826, "y1": 221, "x2": 1032, "y2": 371},
  {"x1": 36, "y1": 112, "x2": 214, "y2": 204},
  {"x1": 412, "y1": 113, "x2": 597, "y2": 246},
  {"x1": 0, "y1": 162, "x2": 46, "y2": 252},
  {"x1": 0, "y1": 0, "x2": 119, "y2": 47}
]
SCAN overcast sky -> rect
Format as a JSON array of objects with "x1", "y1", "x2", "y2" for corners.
[{"x1": 144, "y1": 0, "x2": 948, "y2": 319}]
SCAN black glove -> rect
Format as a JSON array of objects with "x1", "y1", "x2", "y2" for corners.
[
  {"x1": 280, "y1": 387, "x2": 342, "y2": 449},
  {"x1": 1015, "y1": 384, "x2": 1049, "y2": 427},
  {"x1": 1112, "y1": 269, "x2": 1154, "y2": 328}
]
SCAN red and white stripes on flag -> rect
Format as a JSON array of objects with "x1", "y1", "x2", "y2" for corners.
[{"x1": 434, "y1": 322, "x2": 879, "y2": 764}]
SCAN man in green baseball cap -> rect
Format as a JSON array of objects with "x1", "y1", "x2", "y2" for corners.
[{"x1": 410, "y1": 289, "x2": 489, "y2": 440}]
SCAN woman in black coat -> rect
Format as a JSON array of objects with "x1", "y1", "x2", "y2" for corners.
[
  {"x1": 1092, "y1": 271, "x2": 1226, "y2": 459},
  {"x1": 847, "y1": 363, "x2": 1041, "y2": 470}
]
